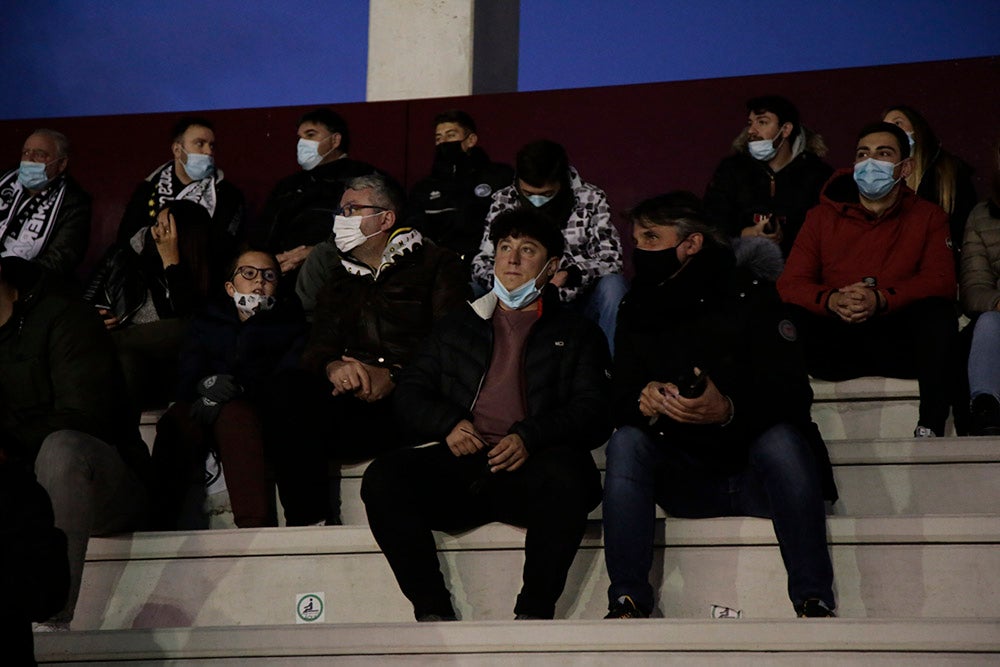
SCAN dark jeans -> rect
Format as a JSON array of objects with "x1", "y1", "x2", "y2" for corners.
[
  {"x1": 151, "y1": 400, "x2": 275, "y2": 529},
  {"x1": 361, "y1": 442, "x2": 602, "y2": 619},
  {"x1": 266, "y1": 368, "x2": 402, "y2": 526},
  {"x1": 602, "y1": 424, "x2": 834, "y2": 615},
  {"x1": 788, "y1": 297, "x2": 959, "y2": 435}
]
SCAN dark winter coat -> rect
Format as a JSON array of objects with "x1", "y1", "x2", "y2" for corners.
[{"x1": 393, "y1": 288, "x2": 613, "y2": 453}]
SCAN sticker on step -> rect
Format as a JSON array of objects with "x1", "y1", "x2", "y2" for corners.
[
  {"x1": 711, "y1": 604, "x2": 742, "y2": 619},
  {"x1": 296, "y1": 592, "x2": 325, "y2": 623}
]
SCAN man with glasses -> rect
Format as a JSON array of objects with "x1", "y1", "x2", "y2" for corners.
[
  {"x1": 0, "y1": 129, "x2": 91, "y2": 279},
  {"x1": 270, "y1": 173, "x2": 470, "y2": 526},
  {"x1": 116, "y1": 117, "x2": 245, "y2": 268},
  {"x1": 252, "y1": 108, "x2": 378, "y2": 278}
]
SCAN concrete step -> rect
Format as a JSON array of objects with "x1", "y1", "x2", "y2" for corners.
[
  {"x1": 35, "y1": 619, "x2": 1000, "y2": 665},
  {"x1": 809, "y1": 377, "x2": 957, "y2": 439},
  {"x1": 72, "y1": 515, "x2": 1000, "y2": 629}
]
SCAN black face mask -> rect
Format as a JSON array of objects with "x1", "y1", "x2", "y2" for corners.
[
  {"x1": 432, "y1": 141, "x2": 469, "y2": 177},
  {"x1": 632, "y1": 245, "x2": 684, "y2": 285}
]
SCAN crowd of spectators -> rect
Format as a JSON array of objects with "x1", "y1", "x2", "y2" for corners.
[{"x1": 1, "y1": 95, "x2": 996, "y2": 646}]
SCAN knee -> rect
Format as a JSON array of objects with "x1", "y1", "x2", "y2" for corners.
[
  {"x1": 974, "y1": 311, "x2": 1000, "y2": 340},
  {"x1": 35, "y1": 430, "x2": 91, "y2": 487},
  {"x1": 360, "y1": 455, "x2": 402, "y2": 506},
  {"x1": 605, "y1": 426, "x2": 656, "y2": 477},
  {"x1": 749, "y1": 424, "x2": 818, "y2": 495},
  {"x1": 592, "y1": 274, "x2": 629, "y2": 306}
]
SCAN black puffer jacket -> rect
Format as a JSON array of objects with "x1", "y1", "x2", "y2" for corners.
[
  {"x1": 301, "y1": 233, "x2": 470, "y2": 375},
  {"x1": 393, "y1": 288, "x2": 613, "y2": 453},
  {"x1": 613, "y1": 240, "x2": 834, "y2": 497},
  {"x1": 0, "y1": 257, "x2": 150, "y2": 478}
]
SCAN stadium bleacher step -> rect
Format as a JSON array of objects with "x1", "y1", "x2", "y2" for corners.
[{"x1": 35, "y1": 618, "x2": 1000, "y2": 665}]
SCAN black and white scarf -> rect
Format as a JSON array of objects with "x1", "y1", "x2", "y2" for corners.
[
  {"x1": 146, "y1": 161, "x2": 220, "y2": 218},
  {"x1": 0, "y1": 169, "x2": 68, "y2": 261}
]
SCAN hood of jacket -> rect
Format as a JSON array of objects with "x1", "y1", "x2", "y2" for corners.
[{"x1": 818, "y1": 167, "x2": 920, "y2": 224}]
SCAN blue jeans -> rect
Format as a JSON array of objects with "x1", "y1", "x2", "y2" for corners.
[
  {"x1": 578, "y1": 273, "x2": 629, "y2": 355},
  {"x1": 602, "y1": 424, "x2": 834, "y2": 615},
  {"x1": 969, "y1": 311, "x2": 1000, "y2": 401}
]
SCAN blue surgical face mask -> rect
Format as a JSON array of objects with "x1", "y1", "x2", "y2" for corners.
[
  {"x1": 492, "y1": 260, "x2": 552, "y2": 309},
  {"x1": 182, "y1": 150, "x2": 214, "y2": 181},
  {"x1": 18, "y1": 161, "x2": 51, "y2": 190},
  {"x1": 854, "y1": 158, "x2": 902, "y2": 201},
  {"x1": 297, "y1": 137, "x2": 335, "y2": 171},
  {"x1": 525, "y1": 193, "x2": 555, "y2": 208},
  {"x1": 748, "y1": 130, "x2": 785, "y2": 162}
]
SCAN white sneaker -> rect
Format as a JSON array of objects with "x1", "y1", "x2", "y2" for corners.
[
  {"x1": 33, "y1": 621, "x2": 70, "y2": 632},
  {"x1": 913, "y1": 425, "x2": 937, "y2": 438}
]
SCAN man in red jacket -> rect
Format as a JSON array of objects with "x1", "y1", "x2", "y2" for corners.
[{"x1": 777, "y1": 121, "x2": 958, "y2": 437}]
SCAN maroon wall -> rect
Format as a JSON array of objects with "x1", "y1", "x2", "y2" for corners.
[{"x1": 1, "y1": 56, "x2": 997, "y2": 276}]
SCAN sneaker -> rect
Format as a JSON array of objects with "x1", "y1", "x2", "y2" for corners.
[
  {"x1": 416, "y1": 613, "x2": 457, "y2": 622},
  {"x1": 913, "y1": 425, "x2": 937, "y2": 438},
  {"x1": 969, "y1": 395, "x2": 1000, "y2": 436},
  {"x1": 796, "y1": 598, "x2": 836, "y2": 618},
  {"x1": 33, "y1": 621, "x2": 71, "y2": 632},
  {"x1": 514, "y1": 613, "x2": 545, "y2": 620},
  {"x1": 605, "y1": 595, "x2": 648, "y2": 619}
]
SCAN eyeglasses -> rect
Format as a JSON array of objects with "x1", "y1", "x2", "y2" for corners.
[
  {"x1": 335, "y1": 204, "x2": 388, "y2": 217},
  {"x1": 233, "y1": 266, "x2": 279, "y2": 283}
]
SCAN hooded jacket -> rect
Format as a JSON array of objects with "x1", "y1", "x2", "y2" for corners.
[
  {"x1": 393, "y1": 287, "x2": 612, "y2": 454},
  {"x1": 778, "y1": 169, "x2": 955, "y2": 316},
  {"x1": 470, "y1": 166, "x2": 623, "y2": 302},
  {"x1": 959, "y1": 199, "x2": 1000, "y2": 315},
  {"x1": 613, "y1": 238, "x2": 835, "y2": 497},
  {"x1": 705, "y1": 127, "x2": 833, "y2": 257},
  {"x1": 0, "y1": 257, "x2": 149, "y2": 477}
]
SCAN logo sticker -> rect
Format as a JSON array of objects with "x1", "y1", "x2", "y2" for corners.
[
  {"x1": 296, "y1": 592, "x2": 325, "y2": 623},
  {"x1": 778, "y1": 319, "x2": 797, "y2": 342},
  {"x1": 474, "y1": 183, "x2": 493, "y2": 198}
]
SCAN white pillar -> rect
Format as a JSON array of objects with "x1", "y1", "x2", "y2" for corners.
[{"x1": 367, "y1": 0, "x2": 475, "y2": 101}]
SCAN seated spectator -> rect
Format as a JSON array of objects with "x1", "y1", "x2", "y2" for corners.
[
  {"x1": 0, "y1": 456, "x2": 69, "y2": 661},
  {"x1": 405, "y1": 110, "x2": 514, "y2": 265},
  {"x1": 778, "y1": 122, "x2": 958, "y2": 437},
  {"x1": 470, "y1": 140, "x2": 627, "y2": 350},
  {"x1": 117, "y1": 116, "x2": 245, "y2": 268},
  {"x1": 362, "y1": 208, "x2": 611, "y2": 621},
  {"x1": 0, "y1": 129, "x2": 90, "y2": 280},
  {"x1": 0, "y1": 256, "x2": 149, "y2": 631},
  {"x1": 269, "y1": 173, "x2": 469, "y2": 526},
  {"x1": 883, "y1": 105, "x2": 977, "y2": 268},
  {"x1": 150, "y1": 249, "x2": 306, "y2": 529},
  {"x1": 85, "y1": 200, "x2": 214, "y2": 410},
  {"x1": 705, "y1": 95, "x2": 833, "y2": 257},
  {"x1": 603, "y1": 192, "x2": 836, "y2": 620},
  {"x1": 251, "y1": 108, "x2": 377, "y2": 278},
  {"x1": 959, "y1": 136, "x2": 1000, "y2": 435}
]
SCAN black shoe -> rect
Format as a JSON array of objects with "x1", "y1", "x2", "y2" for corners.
[
  {"x1": 416, "y1": 612, "x2": 457, "y2": 622},
  {"x1": 796, "y1": 598, "x2": 836, "y2": 618},
  {"x1": 514, "y1": 614, "x2": 545, "y2": 620},
  {"x1": 605, "y1": 595, "x2": 648, "y2": 619},
  {"x1": 969, "y1": 394, "x2": 1000, "y2": 436}
]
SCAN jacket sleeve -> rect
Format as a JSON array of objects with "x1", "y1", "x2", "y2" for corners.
[
  {"x1": 509, "y1": 318, "x2": 613, "y2": 452},
  {"x1": 704, "y1": 158, "x2": 744, "y2": 237},
  {"x1": 174, "y1": 315, "x2": 213, "y2": 402},
  {"x1": 34, "y1": 188, "x2": 91, "y2": 279},
  {"x1": 295, "y1": 241, "x2": 339, "y2": 322},
  {"x1": 559, "y1": 188, "x2": 622, "y2": 301},
  {"x1": 880, "y1": 207, "x2": 956, "y2": 311},
  {"x1": 392, "y1": 326, "x2": 471, "y2": 442},
  {"x1": 777, "y1": 212, "x2": 836, "y2": 315},
  {"x1": 959, "y1": 206, "x2": 1000, "y2": 314}
]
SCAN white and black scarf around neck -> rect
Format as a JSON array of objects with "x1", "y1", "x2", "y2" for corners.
[
  {"x1": 147, "y1": 161, "x2": 220, "y2": 218},
  {"x1": 0, "y1": 169, "x2": 67, "y2": 261}
]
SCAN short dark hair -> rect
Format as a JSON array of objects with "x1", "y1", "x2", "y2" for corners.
[
  {"x1": 171, "y1": 116, "x2": 214, "y2": 143},
  {"x1": 747, "y1": 95, "x2": 800, "y2": 140},
  {"x1": 298, "y1": 108, "x2": 350, "y2": 153},
  {"x1": 433, "y1": 109, "x2": 477, "y2": 134},
  {"x1": 344, "y1": 172, "x2": 406, "y2": 215},
  {"x1": 856, "y1": 121, "x2": 911, "y2": 159},
  {"x1": 489, "y1": 208, "x2": 565, "y2": 260},
  {"x1": 515, "y1": 140, "x2": 569, "y2": 188},
  {"x1": 625, "y1": 191, "x2": 727, "y2": 246}
]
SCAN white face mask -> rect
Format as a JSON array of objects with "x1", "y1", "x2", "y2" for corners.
[
  {"x1": 181, "y1": 150, "x2": 214, "y2": 180},
  {"x1": 748, "y1": 129, "x2": 785, "y2": 162},
  {"x1": 297, "y1": 137, "x2": 335, "y2": 171},
  {"x1": 232, "y1": 290, "x2": 275, "y2": 318},
  {"x1": 333, "y1": 213, "x2": 384, "y2": 253}
]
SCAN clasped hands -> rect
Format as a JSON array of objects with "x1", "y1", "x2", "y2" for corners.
[
  {"x1": 445, "y1": 418, "x2": 528, "y2": 473},
  {"x1": 827, "y1": 282, "x2": 883, "y2": 324},
  {"x1": 638, "y1": 372, "x2": 731, "y2": 425},
  {"x1": 326, "y1": 355, "x2": 394, "y2": 402}
]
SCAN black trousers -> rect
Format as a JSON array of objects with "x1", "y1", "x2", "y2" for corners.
[
  {"x1": 266, "y1": 368, "x2": 402, "y2": 526},
  {"x1": 361, "y1": 442, "x2": 602, "y2": 619},
  {"x1": 789, "y1": 297, "x2": 959, "y2": 435}
]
